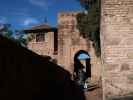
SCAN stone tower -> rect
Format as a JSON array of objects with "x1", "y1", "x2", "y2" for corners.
[
  {"x1": 101, "y1": 0, "x2": 133, "y2": 99},
  {"x1": 57, "y1": 12, "x2": 102, "y2": 82}
]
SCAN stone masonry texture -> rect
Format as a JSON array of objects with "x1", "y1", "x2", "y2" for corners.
[{"x1": 101, "y1": 0, "x2": 133, "y2": 99}]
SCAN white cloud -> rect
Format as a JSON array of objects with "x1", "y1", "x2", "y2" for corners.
[
  {"x1": 29, "y1": 0, "x2": 50, "y2": 10},
  {"x1": 23, "y1": 18, "x2": 40, "y2": 26}
]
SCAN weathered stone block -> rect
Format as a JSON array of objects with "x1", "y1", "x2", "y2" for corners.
[
  {"x1": 105, "y1": 38, "x2": 121, "y2": 45},
  {"x1": 108, "y1": 95, "x2": 133, "y2": 100},
  {"x1": 105, "y1": 64, "x2": 118, "y2": 71},
  {"x1": 127, "y1": 52, "x2": 133, "y2": 59},
  {"x1": 127, "y1": 74, "x2": 133, "y2": 81},
  {"x1": 120, "y1": 63, "x2": 130, "y2": 71}
]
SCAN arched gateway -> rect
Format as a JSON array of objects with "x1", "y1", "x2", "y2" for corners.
[
  {"x1": 73, "y1": 50, "x2": 91, "y2": 88},
  {"x1": 74, "y1": 50, "x2": 91, "y2": 79}
]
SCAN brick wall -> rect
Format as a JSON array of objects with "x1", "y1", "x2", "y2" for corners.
[
  {"x1": 101, "y1": 0, "x2": 133, "y2": 99},
  {"x1": 28, "y1": 32, "x2": 55, "y2": 58}
]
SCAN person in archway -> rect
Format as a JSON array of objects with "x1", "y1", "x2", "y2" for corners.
[
  {"x1": 74, "y1": 59, "x2": 87, "y2": 89},
  {"x1": 73, "y1": 51, "x2": 91, "y2": 90}
]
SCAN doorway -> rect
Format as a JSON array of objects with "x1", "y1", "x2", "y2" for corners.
[{"x1": 73, "y1": 50, "x2": 91, "y2": 84}]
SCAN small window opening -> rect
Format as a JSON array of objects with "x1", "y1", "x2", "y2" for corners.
[{"x1": 36, "y1": 33, "x2": 45, "y2": 42}]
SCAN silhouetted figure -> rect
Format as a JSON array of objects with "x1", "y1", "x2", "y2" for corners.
[
  {"x1": 74, "y1": 60, "x2": 87, "y2": 89},
  {"x1": 74, "y1": 50, "x2": 91, "y2": 90},
  {"x1": 0, "y1": 36, "x2": 85, "y2": 100}
]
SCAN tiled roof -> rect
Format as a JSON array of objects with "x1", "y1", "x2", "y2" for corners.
[
  {"x1": 30, "y1": 24, "x2": 51, "y2": 30},
  {"x1": 20, "y1": 24, "x2": 57, "y2": 33}
]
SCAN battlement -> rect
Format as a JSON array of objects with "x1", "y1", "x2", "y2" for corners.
[
  {"x1": 58, "y1": 12, "x2": 79, "y2": 18},
  {"x1": 57, "y1": 12, "x2": 79, "y2": 27}
]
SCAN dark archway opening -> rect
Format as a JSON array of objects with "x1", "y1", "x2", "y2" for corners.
[{"x1": 74, "y1": 50, "x2": 91, "y2": 89}]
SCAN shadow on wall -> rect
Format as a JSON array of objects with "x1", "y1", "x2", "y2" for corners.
[{"x1": 0, "y1": 36, "x2": 86, "y2": 100}]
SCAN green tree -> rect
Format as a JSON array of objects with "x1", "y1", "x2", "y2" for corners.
[
  {"x1": 0, "y1": 24, "x2": 13, "y2": 39},
  {"x1": 0, "y1": 24, "x2": 31, "y2": 47},
  {"x1": 78, "y1": 0, "x2": 97, "y2": 10},
  {"x1": 77, "y1": 0, "x2": 101, "y2": 57},
  {"x1": 15, "y1": 32, "x2": 33, "y2": 47}
]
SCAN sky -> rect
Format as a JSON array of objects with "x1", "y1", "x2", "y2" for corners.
[{"x1": 0, "y1": 0, "x2": 82, "y2": 30}]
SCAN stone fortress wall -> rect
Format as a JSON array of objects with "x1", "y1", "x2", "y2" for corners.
[
  {"x1": 28, "y1": 12, "x2": 102, "y2": 83},
  {"x1": 101, "y1": 0, "x2": 133, "y2": 99},
  {"x1": 57, "y1": 12, "x2": 102, "y2": 82}
]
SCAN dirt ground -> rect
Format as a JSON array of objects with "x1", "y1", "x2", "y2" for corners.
[
  {"x1": 84, "y1": 87, "x2": 103, "y2": 100},
  {"x1": 84, "y1": 80, "x2": 103, "y2": 100}
]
